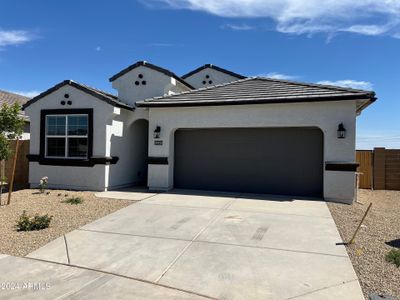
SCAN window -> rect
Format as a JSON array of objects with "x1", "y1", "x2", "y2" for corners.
[{"x1": 45, "y1": 114, "x2": 89, "y2": 158}]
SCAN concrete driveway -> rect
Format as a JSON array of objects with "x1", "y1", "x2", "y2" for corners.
[{"x1": 0, "y1": 190, "x2": 364, "y2": 299}]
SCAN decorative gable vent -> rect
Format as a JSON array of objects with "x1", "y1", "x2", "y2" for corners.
[{"x1": 135, "y1": 74, "x2": 147, "y2": 86}]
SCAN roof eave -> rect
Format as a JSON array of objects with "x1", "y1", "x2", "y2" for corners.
[
  {"x1": 109, "y1": 61, "x2": 194, "y2": 90},
  {"x1": 22, "y1": 80, "x2": 134, "y2": 111},
  {"x1": 136, "y1": 94, "x2": 375, "y2": 108},
  {"x1": 356, "y1": 95, "x2": 377, "y2": 115}
]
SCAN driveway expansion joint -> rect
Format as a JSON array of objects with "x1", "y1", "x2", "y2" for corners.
[
  {"x1": 22, "y1": 256, "x2": 218, "y2": 300},
  {"x1": 78, "y1": 228, "x2": 347, "y2": 258},
  {"x1": 137, "y1": 202, "x2": 221, "y2": 210},
  {"x1": 192, "y1": 240, "x2": 349, "y2": 258},
  {"x1": 63, "y1": 234, "x2": 71, "y2": 265},
  {"x1": 54, "y1": 274, "x2": 108, "y2": 300},
  {"x1": 154, "y1": 198, "x2": 237, "y2": 283},
  {"x1": 225, "y1": 208, "x2": 332, "y2": 219},
  {"x1": 78, "y1": 228, "x2": 193, "y2": 243}
]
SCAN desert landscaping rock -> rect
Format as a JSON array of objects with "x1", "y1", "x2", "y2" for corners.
[
  {"x1": 328, "y1": 189, "x2": 400, "y2": 299},
  {"x1": 0, "y1": 189, "x2": 131, "y2": 257}
]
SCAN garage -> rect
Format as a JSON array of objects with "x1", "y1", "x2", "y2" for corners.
[{"x1": 174, "y1": 127, "x2": 323, "y2": 197}]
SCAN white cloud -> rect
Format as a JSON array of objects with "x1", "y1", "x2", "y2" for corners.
[
  {"x1": 10, "y1": 90, "x2": 41, "y2": 98},
  {"x1": 260, "y1": 72, "x2": 298, "y2": 80},
  {"x1": 344, "y1": 24, "x2": 390, "y2": 36},
  {"x1": 221, "y1": 23, "x2": 255, "y2": 31},
  {"x1": 146, "y1": 0, "x2": 400, "y2": 38},
  {"x1": 0, "y1": 30, "x2": 34, "y2": 47},
  {"x1": 317, "y1": 80, "x2": 373, "y2": 90}
]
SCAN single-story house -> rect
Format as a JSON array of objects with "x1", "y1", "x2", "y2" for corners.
[
  {"x1": 23, "y1": 61, "x2": 376, "y2": 204},
  {"x1": 0, "y1": 89, "x2": 31, "y2": 140}
]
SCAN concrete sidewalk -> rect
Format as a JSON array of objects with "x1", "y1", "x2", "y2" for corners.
[{"x1": 1, "y1": 190, "x2": 364, "y2": 299}]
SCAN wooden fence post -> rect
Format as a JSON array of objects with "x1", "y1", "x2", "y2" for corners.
[{"x1": 6, "y1": 139, "x2": 20, "y2": 205}]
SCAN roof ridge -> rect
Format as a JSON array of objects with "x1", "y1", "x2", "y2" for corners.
[
  {"x1": 23, "y1": 80, "x2": 133, "y2": 110},
  {"x1": 182, "y1": 64, "x2": 246, "y2": 80},
  {"x1": 109, "y1": 61, "x2": 194, "y2": 90},
  {"x1": 0, "y1": 89, "x2": 30, "y2": 100},
  {"x1": 140, "y1": 77, "x2": 253, "y2": 103},
  {"x1": 67, "y1": 80, "x2": 118, "y2": 99},
  {"x1": 254, "y1": 76, "x2": 374, "y2": 94}
]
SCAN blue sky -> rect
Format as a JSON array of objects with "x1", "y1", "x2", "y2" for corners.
[{"x1": 1, "y1": 0, "x2": 399, "y2": 149}]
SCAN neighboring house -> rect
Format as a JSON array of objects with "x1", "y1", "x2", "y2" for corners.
[
  {"x1": 23, "y1": 61, "x2": 376, "y2": 204},
  {"x1": 0, "y1": 90, "x2": 30, "y2": 140}
]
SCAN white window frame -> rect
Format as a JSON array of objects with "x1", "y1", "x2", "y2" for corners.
[{"x1": 45, "y1": 114, "x2": 89, "y2": 159}]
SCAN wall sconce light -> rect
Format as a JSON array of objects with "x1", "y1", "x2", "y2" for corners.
[
  {"x1": 337, "y1": 123, "x2": 346, "y2": 139},
  {"x1": 153, "y1": 126, "x2": 161, "y2": 139}
]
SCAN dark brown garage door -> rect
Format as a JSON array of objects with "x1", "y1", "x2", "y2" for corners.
[{"x1": 174, "y1": 127, "x2": 323, "y2": 197}]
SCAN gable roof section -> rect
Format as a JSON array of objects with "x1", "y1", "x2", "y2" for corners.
[
  {"x1": 136, "y1": 77, "x2": 376, "y2": 113},
  {"x1": 109, "y1": 61, "x2": 194, "y2": 89},
  {"x1": 0, "y1": 90, "x2": 30, "y2": 106},
  {"x1": 0, "y1": 90, "x2": 31, "y2": 121},
  {"x1": 182, "y1": 64, "x2": 246, "y2": 80},
  {"x1": 23, "y1": 80, "x2": 133, "y2": 110}
]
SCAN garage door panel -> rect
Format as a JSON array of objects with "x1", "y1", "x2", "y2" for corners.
[{"x1": 174, "y1": 128, "x2": 323, "y2": 197}]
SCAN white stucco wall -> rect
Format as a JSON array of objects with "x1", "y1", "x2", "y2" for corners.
[
  {"x1": 111, "y1": 66, "x2": 190, "y2": 106},
  {"x1": 107, "y1": 108, "x2": 149, "y2": 189},
  {"x1": 24, "y1": 85, "x2": 141, "y2": 190},
  {"x1": 184, "y1": 68, "x2": 243, "y2": 89},
  {"x1": 147, "y1": 100, "x2": 358, "y2": 203}
]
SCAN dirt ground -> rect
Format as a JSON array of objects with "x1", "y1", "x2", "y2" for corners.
[
  {"x1": 328, "y1": 189, "x2": 400, "y2": 299},
  {"x1": 0, "y1": 189, "x2": 131, "y2": 256}
]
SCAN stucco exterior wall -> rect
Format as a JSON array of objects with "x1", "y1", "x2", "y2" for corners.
[
  {"x1": 24, "y1": 85, "x2": 139, "y2": 190},
  {"x1": 111, "y1": 66, "x2": 190, "y2": 106},
  {"x1": 107, "y1": 108, "x2": 149, "y2": 189},
  {"x1": 184, "y1": 68, "x2": 242, "y2": 89},
  {"x1": 147, "y1": 100, "x2": 358, "y2": 203}
]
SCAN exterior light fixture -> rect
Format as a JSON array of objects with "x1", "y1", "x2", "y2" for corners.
[
  {"x1": 153, "y1": 126, "x2": 161, "y2": 139},
  {"x1": 337, "y1": 123, "x2": 346, "y2": 139}
]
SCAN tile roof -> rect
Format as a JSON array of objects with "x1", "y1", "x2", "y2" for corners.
[
  {"x1": 109, "y1": 61, "x2": 194, "y2": 89},
  {"x1": 136, "y1": 77, "x2": 376, "y2": 113},
  {"x1": 182, "y1": 64, "x2": 246, "y2": 80},
  {"x1": 23, "y1": 80, "x2": 134, "y2": 110},
  {"x1": 0, "y1": 90, "x2": 30, "y2": 121}
]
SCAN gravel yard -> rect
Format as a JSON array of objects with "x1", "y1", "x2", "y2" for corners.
[
  {"x1": 328, "y1": 189, "x2": 400, "y2": 299},
  {"x1": 0, "y1": 189, "x2": 131, "y2": 257}
]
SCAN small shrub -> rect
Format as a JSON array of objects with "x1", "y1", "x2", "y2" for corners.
[
  {"x1": 62, "y1": 197, "x2": 83, "y2": 205},
  {"x1": 386, "y1": 249, "x2": 400, "y2": 267},
  {"x1": 16, "y1": 211, "x2": 53, "y2": 231}
]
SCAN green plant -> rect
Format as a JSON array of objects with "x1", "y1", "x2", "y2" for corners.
[
  {"x1": 0, "y1": 103, "x2": 24, "y2": 161},
  {"x1": 15, "y1": 210, "x2": 53, "y2": 231},
  {"x1": 0, "y1": 103, "x2": 24, "y2": 206},
  {"x1": 0, "y1": 174, "x2": 7, "y2": 204},
  {"x1": 386, "y1": 249, "x2": 400, "y2": 267},
  {"x1": 62, "y1": 197, "x2": 84, "y2": 205}
]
